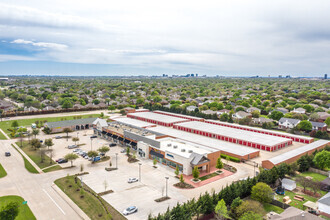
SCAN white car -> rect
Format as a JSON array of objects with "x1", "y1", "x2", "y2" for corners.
[
  {"x1": 123, "y1": 206, "x2": 138, "y2": 215},
  {"x1": 73, "y1": 149, "x2": 81, "y2": 152},
  {"x1": 128, "y1": 178, "x2": 138, "y2": 183}
]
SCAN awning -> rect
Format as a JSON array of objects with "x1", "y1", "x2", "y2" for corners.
[
  {"x1": 118, "y1": 137, "x2": 124, "y2": 141},
  {"x1": 131, "y1": 142, "x2": 137, "y2": 146},
  {"x1": 124, "y1": 139, "x2": 131, "y2": 143},
  {"x1": 102, "y1": 131, "x2": 106, "y2": 134},
  {"x1": 150, "y1": 150, "x2": 164, "y2": 158}
]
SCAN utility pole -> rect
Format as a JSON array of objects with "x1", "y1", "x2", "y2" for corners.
[{"x1": 165, "y1": 177, "x2": 169, "y2": 198}]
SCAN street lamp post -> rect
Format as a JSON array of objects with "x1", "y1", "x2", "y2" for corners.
[
  {"x1": 165, "y1": 177, "x2": 169, "y2": 198},
  {"x1": 90, "y1": 138, "x2": 93, "y2": 151},
  {"x1": 115, "y1": 153, "x2": 118, "y2": 169},
  {"x1": 138, "y1": 163, "x2": 142, "y2": 182}
]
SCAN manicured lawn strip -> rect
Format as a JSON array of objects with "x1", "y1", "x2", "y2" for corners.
[
  {"x1": 0, "y1": 163, "x2": 7, "y2": 178},
  {"x1": 16, "y1": 141, "x2": 58, "y2": 169},
  {"x1": 263, "y1": 203, "x2": 284, "y2": 214},
  {"x1": 0, "y1": 114, "x2": 99, "y2": 137},
  {"x1": 275, "y1": 190, "x2": 318, "y2": 210},
  {"x1": 0, "y1": 195, "x2": 36, "y2": 220},
  {"x1": 199, "y1": 172, "x2": 220, "y2": 181},
  {"x1": 55, "y1": 176, "x2": 126, "y2": 220},
  {"x1": 43, "y1": 165, "x2": 62, "y2": 173},
  {"x1": 0, "y1": 130, "x2": 7, "y2": 140},
  {"x1": 11, "y1": 144, "x2": 39, "y2": 174},
  {"x1": 298, "y1": 172, "x2": 327, "y2": 182}
]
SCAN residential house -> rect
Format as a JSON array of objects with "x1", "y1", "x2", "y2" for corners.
[
  {"x1": 278, "y1": 118, "x2": 300, "y2": 129},
  {"x1": 252, "y1": 117, "x2": 274, "y2": 125},
  {"x1": 246, "y1": 107, "x2": 260, "y2": 113},
  {"x1": 310, "y1": 121, "x2": 327, "y2": 131},
  {"x1": 217, "y1": 109, "x2": 231, "y2": 115},
  {"x1": 318, "y1": 192, "x2": 330, "y2": 217},
  {"x1": 273, "y1": 108, "x2": 289, "y2": 114},
  {"x1": 317, "y1": 112, "x2": 330, "y2": 122},
  {"x1": 233, "y1": 111, "x2": 252, "y2": 119},
  {"x1": 186, "y1": 106, "x2": 198, "y2": 112},
  {"x1": 202, "y1": 109, "x2": 217, "y2": 115},
  {"x1": 269, "y1": 206, "x2": 320, "y2": 220},
  {"x1": 42, "y1": 106, "x2": 55, "y2": 111},
  {"x1": 292, "y1": 107, "x2": 306, "y2": 114},
  {"x1": 24, "y1": 106, "x2": 39, "y2": 112}
]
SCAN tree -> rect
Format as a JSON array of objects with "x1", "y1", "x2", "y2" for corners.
[
  {"x1": 175, "y1": 165, "x2": 180, "y2": 176},
  {"x1": 296, "y1": 176, "x2": 310, "y2": 192},
  {"x1": 313, "y1": 151, "x2": 330, "y2": 170},
  {"x1": 270, "y1": 111, "x2": 284, "y2": 121},
  {"x1": 192, "y1": 166, "x2": 200, "y2": 180},
  {"x1": 64, "y1": 153, "x2": 79, "y2": 167},
  {"x1": 216, "y1": 157, "x2": 223, "y2": 171},
  {"x1": 251, "y1": 110, "x2": 260, "y2": 118},
  {"x1": 297, "y1": 154, "x2": 313, "y2": 172},
  {"x1": 42, "y1": 126, "x2": 51, "y2": 134},
  {"x1": 62, "y1": 99, "x2": 73, "y2": 109},
  {"x1": 11, "y1": 120, "x2": 19, "y2": 128},
  {"x1": 0, "y1": 202, "x2": 19, "y2": 220},
  {"x1": 230, "y1": 197, "x2": 243, "y2": 219},
  {"x1": 325, "y1": 117, "x2": 330, "y2": 127},
  {"x1": 180, "y1": 174, "x2": 184, "y2": 183},
  {"x1": 32, "y1": 128, "x2": 39, "y2": 139},
  {"x1": 43, "y1": 139, "x2": 53, "y2": 150},
  {"x1": 219, "y1": 113, "x2": 229, "y2": 122},
  {"x1": 236, "y1": 200, "x2": 265, "y2": 219},
  {"x1": 239, "y1": 211, "x2": 263, "y2": 220},
  {"x1": 98, "y1": 146, "x2": 110, "y2": 156},
  {"x1": 100, "y1": 112, "x2": 104, "y2": 118},
  {"x1": 214, "y1": 199, "x2": 229, "y2": 220},
  {"x1": 72, "y1": 137, "x2": 79, "y2": 145},
  {"x1": 87, "y1": 151, "x2": 98, "y2": 163},
  {"x1": 126, "y1": 147, "x2": 130, "y2": 156},
  {"x1": 251, "y1": 182, "x2": 272, "y2": 203},
  {"x1": 30, "y1": 138, "x2": 41, "y2": 150},
  {"x1": 63, "y1": 128, "x2": 72, "y2": 141},
  {"x1": 298, "y1": 120, "x2": 312, "y2": 132}
]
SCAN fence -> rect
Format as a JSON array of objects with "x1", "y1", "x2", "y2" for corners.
[
  {"x1": 308, "y1": 167, "x2": 329, "y2": 176},
  {"x1": 271, "y1": 199, "x2": 290, "y2": 209}
]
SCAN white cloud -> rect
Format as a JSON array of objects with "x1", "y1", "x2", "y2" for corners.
[{"x1": 11, "y1": 39, "x2": 68, "y2": 50}]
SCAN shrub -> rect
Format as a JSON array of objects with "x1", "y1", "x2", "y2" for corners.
[{"x1": 221, "y1": 154, "x2": 241, "y2": 162}]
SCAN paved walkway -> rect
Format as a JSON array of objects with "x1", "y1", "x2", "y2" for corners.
[{"x1": 0, "y1": 128, "x2": 10, "y2": 140}]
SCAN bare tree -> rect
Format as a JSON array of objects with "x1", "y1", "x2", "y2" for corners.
[{"x1": 296, "y1": 176, "x2": 310, "y2": 192}]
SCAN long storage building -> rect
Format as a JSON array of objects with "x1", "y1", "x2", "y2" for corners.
[
  {"x1": 153, "y1": 110, "x2": 205, "y2": 122},
  {"x1": 127, "y1": 111, "x2": 189, "y2": 127},
  {"x1": 206, "y1": 120, "x2": 313, "y2": 144},
  {"x1": 262, "y1": 140, "x2": 329, "y2": 169},
  {"x1": 173, "y1": 121, "x2": 292, "y2": 151}
]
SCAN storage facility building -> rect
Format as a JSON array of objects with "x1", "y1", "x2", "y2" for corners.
[
  {"x1": 205, "y1": 120, "x2": 313, "y2": 144},
  {"x1": 173, "y1": 121, "x2": 292, "y2": 151},
  {"x1": 127, "y1": 111, "x2": 189, "y2": 127},
  {"x1": 262, "y1": 140, "x2": 330, "y2": 169},
  {"x1": 153, "y1": 110, "x2": 205, "y2": 122}
]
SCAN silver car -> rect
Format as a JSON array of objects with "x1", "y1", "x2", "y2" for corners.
[
  {"x1": 123, "y1": 206, "x2": 138, "y2": 215},
  {"x1": 128, "y1": 178, "x2": 138, "y2": 183}
]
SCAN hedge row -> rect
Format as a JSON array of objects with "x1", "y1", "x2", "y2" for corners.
[{"x1": 220, "y1": 154, "x2": 241, "y2": 163}]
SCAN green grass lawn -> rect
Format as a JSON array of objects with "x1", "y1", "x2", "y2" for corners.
[
  {"x1": 0, "y1": 163, "x2": 7, "y2": 178},
  {"x1": 11, "y1": 144, "x2": 39, "y2": 174},
  {"x1": 298, "y1": 171, "x2": 327, "y2": 182},
  {"x1": 0, "y1": 114, "x2": 99, "y2": 138},
  {"x1": 0, "y1": 195, "x2": 36, "y2": 220},
  {"x1": 275, "y1": 190, "x2": 319, "y2": 210},
  {"x1": 199, "y1": 172, "x2": 220, "y2": 181},
  {"x1": 16, "y1": 141, "x2": 59, "y2": 170},
  {"x1": 263, "y1": 203, "x2": 284, "y2": 214},
  {"x1": 55, "y1": 176, "x2": 126, "y2": 220},
  {"x1": 43, "y1": 165, "x2": 62, "y2": 173},
  {"x1": 0, "y1": 130, "x2": 7, "y2": 140}
]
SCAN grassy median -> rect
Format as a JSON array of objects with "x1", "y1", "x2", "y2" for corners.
[
  {"x1": 11, "y1": 144, "x2": 39, "y2": 174},
  {"x1": 55, "y1": 175, "x2": 126, "y2": 220},
  {"x1": 0, "y1": 195, "x2": 36, "y2": 220},
  {"x1": 0, "y1": 163, "x2": 7, "y2": 178}
]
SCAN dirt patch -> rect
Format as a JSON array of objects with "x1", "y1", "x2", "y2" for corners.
[{"x1": 173, "y1": 182, "x2": 195, "y2": 189}]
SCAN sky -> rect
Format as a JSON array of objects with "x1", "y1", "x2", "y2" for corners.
[{"x1": 0, "y1": 0, "x2": 330, "y2": 77}]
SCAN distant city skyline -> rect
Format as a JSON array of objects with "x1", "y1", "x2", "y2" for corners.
[{"x1": 1, "y1": 0, "x2": 330, "y2": 76}]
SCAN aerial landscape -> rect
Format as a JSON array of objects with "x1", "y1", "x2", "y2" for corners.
[{"x1": 0, "y1": 1, "x2": 330, "y2": 220}]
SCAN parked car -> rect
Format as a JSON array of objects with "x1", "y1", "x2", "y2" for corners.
[
  {"x1": 93, "y1": 156, "x2": 101, "y2": 162},
  {"x1": 128, "y1": 178, "x2": 138, "y2": 183},
  {"x1": 55, "y1": 136, "x2": 62, "y2": 139},
  {"x1": 73, "y1": 148, "x2": 81, "y2": 152},
  {"x1": 39, "y1": 140, "x2": 43, "y2": 143},
  {"x1": 90, "y1": 135, "x2": 97, "y2": 138},
  {"x1": 68, "y1": 145, "x2": 78, "y2": 149},
  {"x1": 109, "y1": 143, "x2": 116, "y2": 147},
  {"x1": 5, "y1": 152, "x2": 11, "y2": 157},
  {"x1": 99, "y1": 152, "x2": 105, "y2": 157},
  {"x1": 57, "y1": 158, "x2": 68, "y2": 163},
  {"x1": 81, "y1": 152, "x2": 87, "y2": 157},
  {"x1": 120, "y1": 149, "x2": 126, "y2": 153},
  {"x1": 123, "y1": 206, "x2": 138, "y2": 215}
]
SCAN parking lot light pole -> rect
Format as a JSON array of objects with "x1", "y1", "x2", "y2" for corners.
[
  {"x1": 115, "y1": 153, "x2": 118, "y2": 169},
  {"x1": 90, "y1": 138, "x2": 93, "y2": 151},
  {"x1": 138, "y1": 163, "x2": 142, "y2": 182},
  {"x1": 165, "y1": 177, "x2": 169, "y2": 198}
]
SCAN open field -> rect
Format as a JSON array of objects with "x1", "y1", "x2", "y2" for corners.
[
  {"x1": 11, "y1": 144, "x2": 39, "y2": 173},
  {"x1": 0, "y1": 195, "x2": 36, "y2": 220},
  {"x1": 0, "y1": 113, "x2": 100, "y2": 139},
  {"x1": 298, "y1": 171, "x2": 328, "y2": 182},
  {"x1": 55, "y1": 175, "x2": 126, "y2": 220},
  {"x1": 0, "y1": 163, "x2": 7, "y2": 178}
]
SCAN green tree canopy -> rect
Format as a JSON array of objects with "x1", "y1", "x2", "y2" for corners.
[
  {"x1": 251, "y1": 182, "x2": 272, "y2": 203},
  {"x1": 313, "y1": 150, "x2": 330, "y2": 170}
]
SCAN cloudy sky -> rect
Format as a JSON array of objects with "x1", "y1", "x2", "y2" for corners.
[{"x1": 0, "y1": 0, "x2": 329, "y2": 76}]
